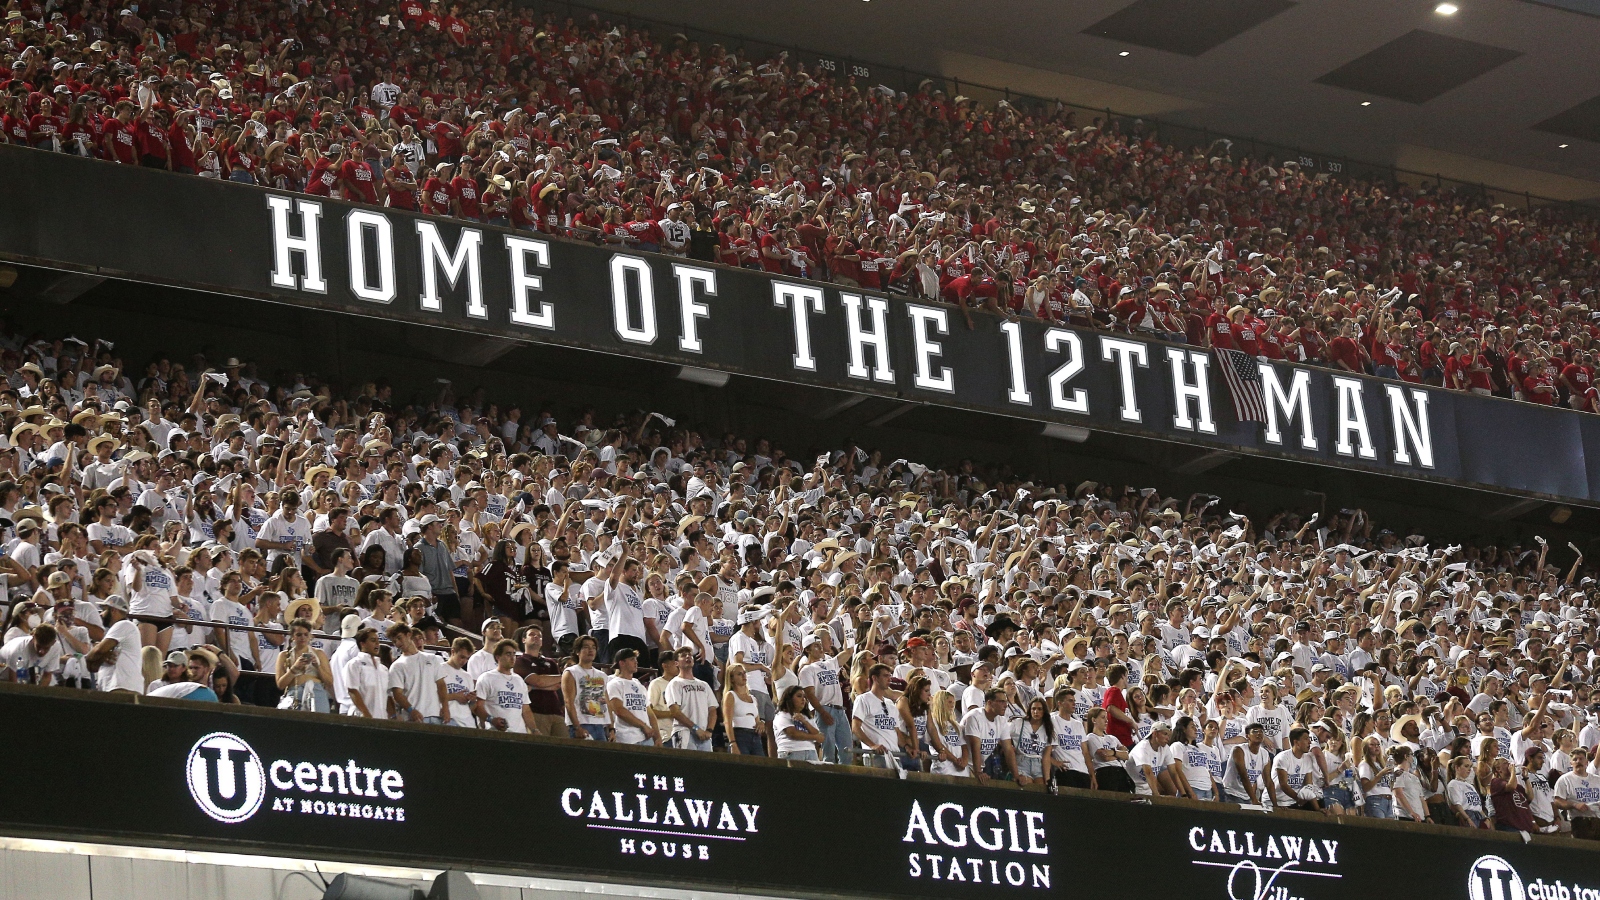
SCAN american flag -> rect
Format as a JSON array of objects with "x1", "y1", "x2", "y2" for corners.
[{"x1": 1213, "y1": 348, "x2": 1267, "y2": 423}]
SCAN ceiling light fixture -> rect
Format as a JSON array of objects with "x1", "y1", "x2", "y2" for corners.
[
  {"x1": 1119, "y1": 50, "x2": 1130, "y2": 56},
  {"x1": 1435, "y1": 2, "x2": 1459, "y2": 14}
]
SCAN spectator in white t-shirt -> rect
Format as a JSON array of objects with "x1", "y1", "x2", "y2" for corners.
[
  {"x1": 664, "y1": 646, "x2": 717, "y2": 751},
  {"x1": 342, "y1": 627, "x2": 389, "y2": 718},
  {"x1": 854, "y1": 663, "x2": 908, "y2": 769},
  {"x1": 773, "y1": 684, "x2": 824, "y2": 761},
  {"x1": 85, "y1": 594, "x2": 144, "y2": 694},
  {"x1": 1271, "y1": 727, "x2": 1325, "y2": 811},
  {"x1": 960, "y1": 686, "x2": 1014, "y2": 782},
  {"x1": 607, "y1": 648, "x2": 657, "y2": 746},
  {"x1": 387, "y1": 623, "x2": 448, "y2": 724},
  {"x1": 1554, "y1": 747, "x2": 1600, "y2": 819},
  {"x1": 0, "y1": 621, "x2": 60, "y2": 685},
  {"x1": 475, "y1": 638, "x2": 535, "y2": 734},
  {"x1": 1127, "y1": 720, "x2": 1174, "y2": 796},
  {"x1": 256, "y1": 489, "x2": 311, "y2": 571},
  {"x1": 440, "y1": 637, "x2": 480, "y2": 728}
]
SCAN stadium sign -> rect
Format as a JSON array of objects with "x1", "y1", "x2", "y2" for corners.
[
  {"x1": 901, "y1": 800, "x2": 1053, "y2": 889},
  {"x1": 1468, "y1": 853, "x2": 1600, "y2": 900},
  {"x1": 558, "y1": 770, "x2": 761, "y2": 864},
  {"x1": 185, "y1": 730, "x2": 408, "y2": 824},
  {"x1": 0, "y1": 688, "x2": 1598, "y2": 900},
  {"x1": 1186, "y1": 825, "x2": 1343, "y2": 900},
  {"x1": 0, "y1": 149, "x2": 1589, "y2": 504}
]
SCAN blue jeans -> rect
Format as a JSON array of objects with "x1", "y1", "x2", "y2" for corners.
[
  {"x1": 591, "y1": 630, "x2": 611, "y2": 665},
  {"x1": 1193, "y1": 787, "x2": 1214, "y2": 801},
  {"x1": 574, "y1": 723, "x2": 607, "y2": 741},
  {"x1": 422, "y1": 715, "x2": 445, "y2": 725},
  {"x1": 675, "y1": 730, "x2": 712, "y2": 752},
  {"x1": 1364, "y1": 794, "x2": 1394, "y2": 819},
  {"x1": 817, "y1": 705, "x2": 851, "y2": 764},
  {"x1": 734, "y1": 727, "x2": 765, "y2": 756},
  {"x1": 780, "y1": 747, "x2": 818, "y2": 762}
]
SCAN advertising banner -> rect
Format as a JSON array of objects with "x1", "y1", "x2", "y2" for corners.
[
  {"x1": 2, "y1": 689, "x2": 1597, "y2": 900},
  {"x1": 0, "y1": 147, "x2": 1587, "y2": 504}
]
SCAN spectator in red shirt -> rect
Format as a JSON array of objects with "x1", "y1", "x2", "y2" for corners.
[
  {"x1": 1444, "y1": 342, "x2": 1474, "y2": 391},
  {"x1": 338, "y1": 141, "x2": 381, "y2": 205},
  {"x1": 1560, "y1": 350, "x2": 1596, "y2": 411},
  {"x1": 303, "y1": 145, "x2": 338, "y2": 197},
  {"x1": 99, "y1": 101, "x2": 139, "y2": 165},
  {"x1": 1327, "y1": 322, "x2": 1365, "y2": 374},
  {"x1": 1229, "y1": 306, "x2": 1263, "y2": 358},
  {"x1": 1465, "y1": 340, "x2": 1495, "y2": 396},
  {"x1": 421, "y1": 161, "x2": 453, "y2": 216},
  {"x1": 1102, "y1": 664, "x2": 1136, "y2": 749},
  {"x1": 1524, "y1": 359, "x2": 1558, "y2": 405},
  {"x1": 620, "y1": 206, "x2": 664, "y2": 253},
  {"x1": 386, "y1": 159, "x2": 420, "y2": 212},
  {"x1": 449, "y1": 159, "x2": 483, "y2": 221},
  {"x1": 444, "y1": 5, "x2": 470, "y2": 47},
  {"x1": 27, "y1": 95, "x2": 63, "y2": 150},
  {"x1": 757, "y1": 227, "x2": 788, "y2": 275},
  {"x1": 1204, "y1": 297, "x2": 1234, "y2": 350},
  {"x1": 136, "y1": 107, "x2": 172, "y2": 170}
]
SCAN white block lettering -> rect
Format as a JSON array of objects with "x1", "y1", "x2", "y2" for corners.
[
  {"x1": 1044, "y1": 329, "x2": 1088, "y2": 414},
  {"x1": 1166, "y1": 348, "x2": 1215, "y2": 434},
  {"x1": 504, "y1": 235, "x2": 553, "y2": 329},
  {"x1": 1100, "y1": 337, "x2": 1149, "y2": 422},
  {"x1": 673, "y1": 264, "x2": 717, "y2": 354},
  {"x1": 415, "y1": 221, "x2": 483, "y2": 317},
  {"x1": 772, "y1": 282, "x2": 825, "y2": 371},
  {"x1": 1260, "y1": 365, "x2": 1318, "y2": 450},
  {"x1": 1333, "y1": 377, "x2": 1377, "y2": 459},
  {"x1": 267, "y1": 195, "x2": 325, "y2": 293},
  {"x1": 842, "y1": 293, "x2": 895, "y2": 383},
  {"x1": 609, "y1": 255, "x2": 658, "y2": 345},
  {"x1": 907, "y1": 304, "x2": 953, "y2": 393},
  {"x1": 345, "y1": 209, "x2": 394, "y2": 304},
  {"x1": 1385, "y1": 384, "x2": 1434, "y2": 468}
]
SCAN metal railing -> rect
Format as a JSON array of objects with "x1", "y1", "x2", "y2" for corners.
[{"x1": 521, "y1": 0, "x2": 1600, "y2": 215}]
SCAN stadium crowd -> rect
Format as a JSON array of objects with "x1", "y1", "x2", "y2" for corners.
[
  {"x1": 4, "y1": 0, "x2": 1600, "y2": 409},
  {"x1": 0, "y1": 320, "x2": 1597, "y2": 837}
]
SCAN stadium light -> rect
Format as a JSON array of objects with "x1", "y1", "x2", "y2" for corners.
[
  {"x1": 322, "y1": 873, "x2": 420, "y2": 899},
  {"x1": 1435, "y1": 3, "x2": 1458, "y2": 14},
  {"x1": 322, "y1": 870, "x2": 480, "y2": 900},
  {"x1": 1041, "y1": 423, "x2": 1091, "y2": 443},
  {"x1": 676, "y1": 366, "x2": 730, "y2": 388}
]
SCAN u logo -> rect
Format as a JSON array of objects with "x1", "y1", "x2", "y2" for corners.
[{"x1": 185, "y1": 732, "x2": 265, "y2": 823}]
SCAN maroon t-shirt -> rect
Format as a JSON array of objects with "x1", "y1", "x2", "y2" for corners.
[
  {"x1": 1490, "y1": 778, "x2": 1535, "y2": 832},
  {"x1": 513, "y1": 653, "x2": 563, "y2": 715}
]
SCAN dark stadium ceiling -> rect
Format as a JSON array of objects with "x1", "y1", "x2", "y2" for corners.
[{"x1": 577, "y1": 0, "x2": 1600, "y2": 197}]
